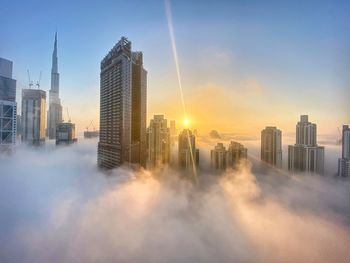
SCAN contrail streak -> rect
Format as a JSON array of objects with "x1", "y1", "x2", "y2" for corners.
[{"x1": 164, "y1": 0, "x2": 197, "y2": 180}]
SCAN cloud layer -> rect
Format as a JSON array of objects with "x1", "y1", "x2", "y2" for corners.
[{"x1": 0, "y1": 139, "x2": 350, "y2": 263}]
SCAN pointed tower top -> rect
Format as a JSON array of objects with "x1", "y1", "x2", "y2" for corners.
[
  {"x1": 54, "y1": 31, "x2": 57, "y2": 51},
  {"x1": 52, "y1": 31, "x2": 58, "y2": 74}
]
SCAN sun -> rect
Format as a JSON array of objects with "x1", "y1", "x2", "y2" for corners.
[{"x1": 183, "y1": 119, "x2": 190, "y2": 126}]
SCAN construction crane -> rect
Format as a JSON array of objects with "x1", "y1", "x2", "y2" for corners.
[
  {"x1": 66, "y1": 107, "x2": 71, "y2": 123},
  {"x1": 27, "y1": 70, "x2": 33, "y2": 89},
  {"x1": 337, "y1": 127, "x2": 342, "y2": 145},
  {"x1": 84, "y1": 120, "x2": 99, "y2": 139},
  {"x1": 86, "y1": 120, "x2": 96, "y2": 131},
  {"x1": 36, "y1": 71, "x2": 42, "y2": 89}
]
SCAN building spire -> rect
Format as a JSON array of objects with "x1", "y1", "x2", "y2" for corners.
[
  {"x1": 50, "y1": 31, "x2": 60, "y2": 94},
  {"x1": 52, "y1": 31, "x2": 58, "y2": 74},
  {"x1": 47, "y1": 30, "x2": 62, "y2": 139}
]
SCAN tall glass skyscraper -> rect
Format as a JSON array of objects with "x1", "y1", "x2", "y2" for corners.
[
  {"x1": 98, "y1": 37, "x2": 147, "y2": 169},
  {"x1": 226, "y1": 141, "x2": 248, "y2": 168},
  {"x1": 131, "y1": 52, "x2": 147, "y2": 167},
  {"x1": 211, "y1": 143, "x2": 227, "y2": 171},
  {"x1": 288, "y1": 115, "x2": 324, "y2": 174},
  {"x1": 21, "y1": 89, "x2": 46, "y2": 145},
  {"x1": 261, "y1": 126, "x2": 282, "y2": 168},
  {"x1": 178, "y1": 129, "x2": 199, "y2": 172},
  {"x1": 47, "y1": 32, "x2": 62, "y2": 139},
  {"x1": 0, "y1": 58, "x2": 17, "y2": 153},
  {"x1": 147, "y1": 115, "x2": 170, "y2": 169},
  {"x1": 338, "y1": 125, "x2": 350, "y2": 177}
]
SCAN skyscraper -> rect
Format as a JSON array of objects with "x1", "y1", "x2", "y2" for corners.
[
  {"x1": 56, "y1": 122, "x2": 77, "y2": 145},
  {"x1": 131, "y1": 52, "x2": 147, "y2": 167},
  {"x1": 296, "y1": 115, "x2": 317, "y2": 146},
  {"x1": 0, "y1": 58, "x2": 17, "y2": 153},
  {"x1": 227, "y1": 141, "x2": 248, "y2": 168},
  {"x1": 47, "y1": 32, "x2": 62, "y2": 139},
  {"x1": 16, "y1": 114, "x2": 22, "y2": 139},
  {"x1": 178, "y1": 129, "x2": 199, "y2": 171},
  {"x1": 288, "y1": 115, "x2": 324, "y2": 174},
  {"x1": 98, "y1": 37, "x2": 147, "y2": 169},
  {"x1": 261, "y1": 126, "x2": 282, "y2": 168},
  {"x1": 21, "y1": 89, "x2": 46, "y2": 145},
  {"x1": 147, "y1": 115, "x2": 170, "y2": 169},
  {"x1": 169, "y1": 120, "x2": 176, "y2": 146},
  {"x1": 170, "y1": 120, "x2": 176, "y2": 136},
  {"x1": 211, "y1": 143, "x2": 227, "y2": 171},
  {"x1": 338, "y1": 125, "x2": 350, "y2": 177}
]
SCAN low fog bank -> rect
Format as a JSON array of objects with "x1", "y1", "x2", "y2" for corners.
[{"x1": 0, "y1": 138, "x2": 350, "y2": 263}]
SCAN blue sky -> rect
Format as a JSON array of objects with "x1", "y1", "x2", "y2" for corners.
[{"x1": 1, "y1": 0, "x2": 349, "y2": 134}]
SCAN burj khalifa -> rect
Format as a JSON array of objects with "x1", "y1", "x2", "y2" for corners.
[{"x1": 47, "y1": 32, "x2": 62, "y2": 139}]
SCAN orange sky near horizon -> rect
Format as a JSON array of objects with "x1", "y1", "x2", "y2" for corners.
[{"x1": 68, "y1": 78, "x2": 347, "y2": 139}]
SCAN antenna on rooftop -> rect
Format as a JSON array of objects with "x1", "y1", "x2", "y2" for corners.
[
  {"x1": 66, "y1": 107, "x2": 71, "y2": 123},
  {"x1": 36, "y1": 71, "x2": 42, "y2": 89},
  {"x1": 27, "y1": 70, "x2": 33, "y2": 89}
]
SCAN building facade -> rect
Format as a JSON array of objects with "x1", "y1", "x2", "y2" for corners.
[
  {"x1": 170, "y1": 120, "x2": 176, "y2": 136},
  {"x1": 47, "y1": 32, "x2": 63, "y2": 139},
  {"x1": 147, "y1": 115, "x2": 170, "y2": 169},
  {"x1": 338, "y1": 125, "x2": 350, "y2": 177},
  {"x1": 261, "y1": 126, "x2": 282, "y2": 168},
  {"x1": 21, "y1": 89, "x2": 46, "y2": 145},
  {"x1": 170, "y1": 120, "x2": 176, "y2": 146},
  {"x1": 211, "y1": 143, "x2": 227, "y2": 171},
  {"x1": 178, "y1": 129, "x2": 199, "y2": 171},
  {"x1": 227, "y1": 141, "x2": 248, "y2": 168},
  {"x1": 16, "y1": 114, "x2": 22, "y2": 139},
  {"x1": 130, "y1": 52, "x2": 147, "y2": 167},
  {"x1": 56, "y1": 122, "x2": 77, "y2": 145},
  {"x1": 288, "y1": 115, "x2": 324, "y2": 174},
  {"x1": 98, "y1": 37, "x2": 147, "y2": 169},
  {"x1": 0, "y1": 58, "x2": 17, "y2": 153},
  {"x1": 84, "y1": 130, "x2": 99, "y2": 139}
]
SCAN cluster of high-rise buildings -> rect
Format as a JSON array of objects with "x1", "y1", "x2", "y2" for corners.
[
  {"x1": 259, "y1": 116, "x2": 350, "y2": 177},
  {"x1": 1, "y1": 36, "x2": 348, "y2": 178},
  {"x1": 209, "y1": 115, "x2": 349, "y2": 177},
  {"x1": 97, "y1": 37, "x2": 200, "y2": 173},
  {"x1": 259, "y1": 116, "x2": 325, "y2": 174},
  {"x1": 97, "y1": 37, "x2": 349, "y2": 178},
  {"x1": 0, "y1": 33, "x2": 76, "y2": 149},
  {"x1": 94, "y1": 37, "x2": 240, "y2": 174},
  {"x1": 96, "y1": 37, "x2": 247, "y2": 174},
  {"x1": 210, "y1": 141, "x2": 247, "y2": 171},
  {"x1": 259, "y1": 116, "x2": 326, "y2": 174}
]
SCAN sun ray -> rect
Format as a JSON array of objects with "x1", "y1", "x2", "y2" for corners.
[{"x1": 164, "y1": 0, "x2": 197, "y2": 180}]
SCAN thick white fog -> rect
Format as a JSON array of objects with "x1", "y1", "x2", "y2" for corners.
[{"x1": 0, "y1": 138, "x2": 350, "y2": 263}]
